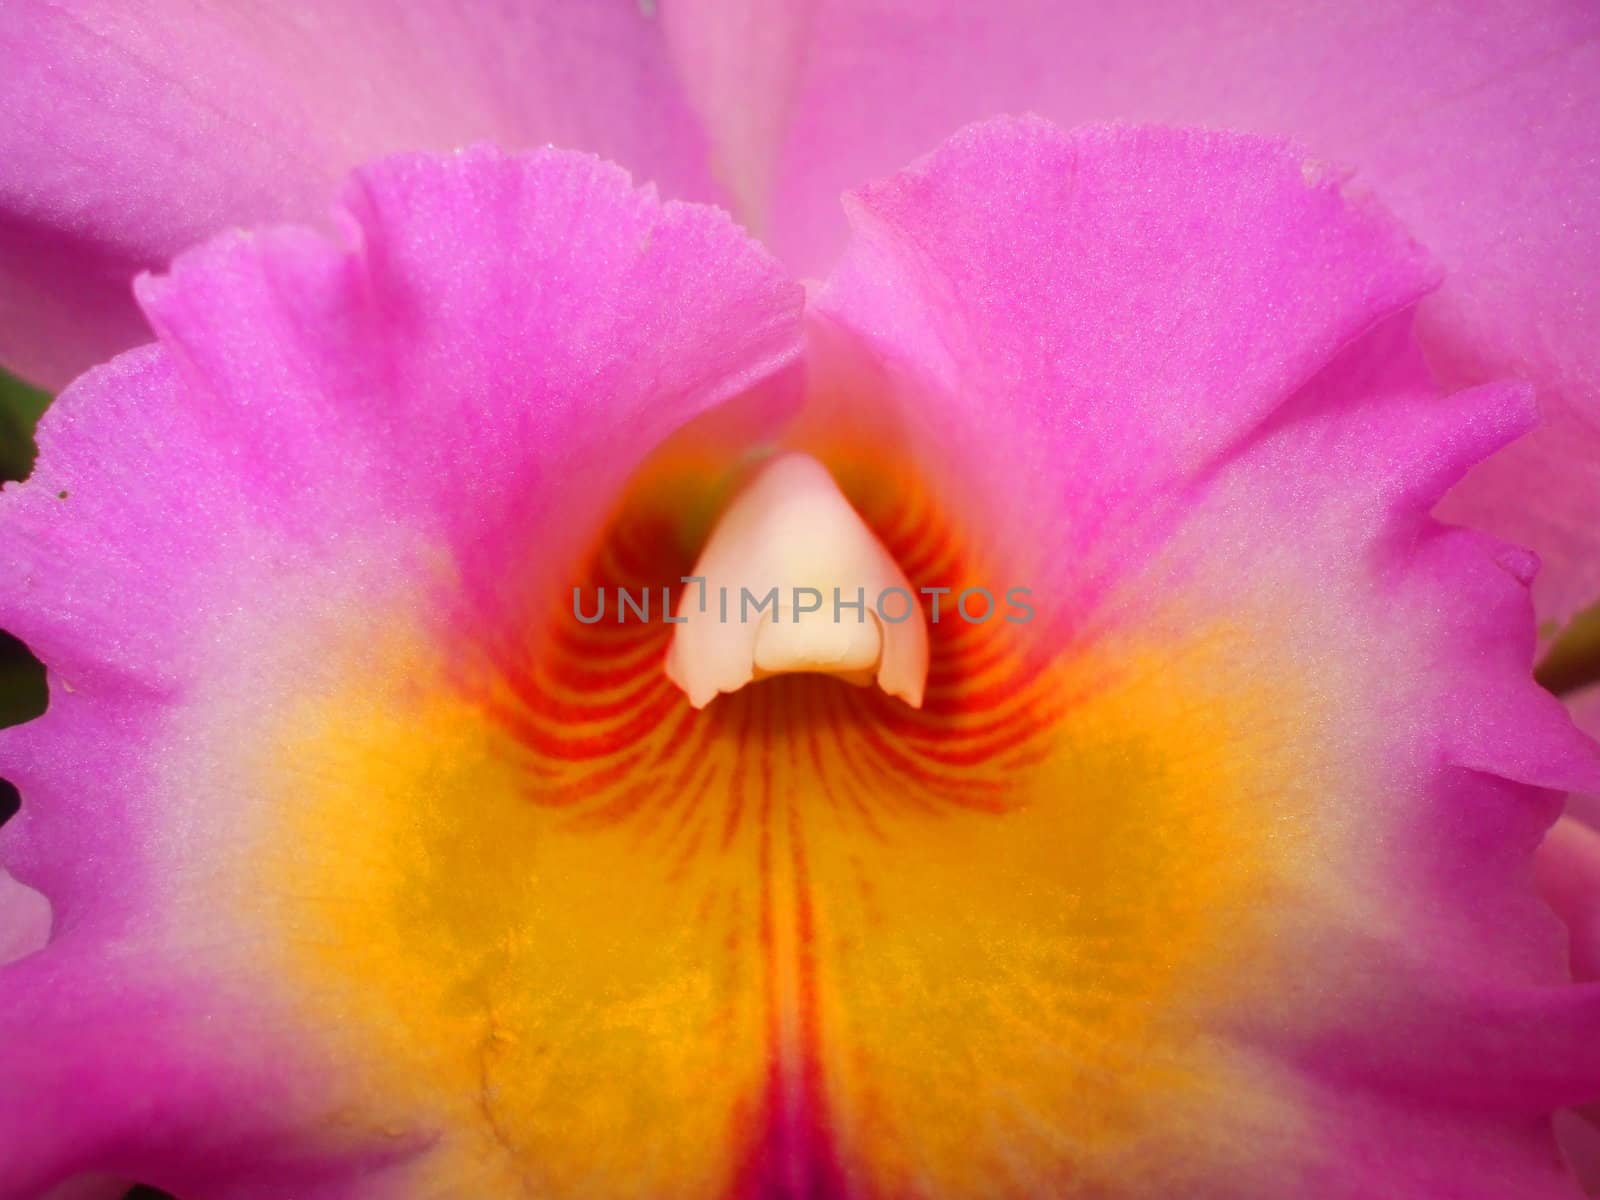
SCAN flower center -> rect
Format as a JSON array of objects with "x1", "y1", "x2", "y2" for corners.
[{"x1": 664, "y1": 453, "x2": 928, "y2": 709}]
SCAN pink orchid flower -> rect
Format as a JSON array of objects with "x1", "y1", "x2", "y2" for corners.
[
  {"x1": 2, "y1": 2, "x2": 1597, "y2": 649},
  {"x1": 0, "y1": 6, "x2": 1598, "y2": 1200}
]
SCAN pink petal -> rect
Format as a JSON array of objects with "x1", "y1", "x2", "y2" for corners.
[
  {"x1": 1575, "y1": 687, "x2": 1600, "y2": 751},
  {"x1": 0, "y1": 145, "x2": 801, "y2": 1194},
  {"x1": 1556, "y1": 1106, "x2": 1600, "y2": 1196},
  {"x1": 1561, "y1": 686, "x2": 1600, "y2": 837},
  {"x1": 0, "y1": 866, "x2": 49, "y2": 965},
  {"x1": 0, "y1": 0, "x2": 718, "y2": 389},
  {"x1": 807, "y1": 118, "x2": 1600, "y2": 1195},
  {"x1": 1546, "y1": 687, "x2": 1600, "y2": 1003},
  {"x1": 685, "y1": 0, "x2": 1600, "y2": 629},
  {"x1": 1538, "y1": 816, "x2": 1600, "y2": 982},
  {"x1": 812, "y1": 117, "x2": 1439, "y2": 608},
  {"x1": 40, "y1": 1179, "x2": 128, "y2": 1200},
  {"x1": 6, "y1": 114, "x2": 1598, "y2": 1196}
]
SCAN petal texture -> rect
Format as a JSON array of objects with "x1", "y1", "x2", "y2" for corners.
[
  {"x1": 671, "y1": 0, "x2": 1600, "y2": 629},
  {"x1": 0, "y1": 867, "x2": 48, "y2": 965},
  {"x1": 13, "y1": 1, "x2": 1596, "y2": 634},
  {"x1": 3, "y1": 119, "x2": 1598, "y2": 1200},
  {"x1": 1538, "y1": 816, "x2": 1600, "y2": 983},
  {"x1": 805, "y1": 118, "x2": 1600, "y2": 1197},
  {"x1": 0, "y1": 0, "x2": 717, "y2": 388},
  {"x1": 0, "y1": 145, "x2": 802, "y2": 1196}
]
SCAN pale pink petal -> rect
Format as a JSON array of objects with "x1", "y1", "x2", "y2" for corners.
[
  {"x1": 1538, "y1": 816, "x2": 1600, "y2": 982},
  {"x1": 1575, "y1": 686, "x2": 1600, "y2": 749},
  {"x1": 6, "y1": 111, "x2": 1598, "y2": 1196},
  {"x1": 807, "y1": 118, "x2": 1600, "y2": 1196},
  {"x1": 1563, "y1": 688, "x2": 1600, "y2": 829},
  {"x1": 1555, "y1": 679, "x2": 1600, "y2": 973},
  {"x1": 0, "y1": 145, "x2": 801, "y2": 1195},
  {"x1": 812, "y1": 117, "x2": 1438, "y2": 607},
  {"x1": 670, "y1": 0, "x2": 1600, "y2": 628},
  {"x1": 0, "y1": 0, "x2": 717, "y2": 388},
  {"x1": 0, "y1": 866, "x2": 49, "y2": 965}
]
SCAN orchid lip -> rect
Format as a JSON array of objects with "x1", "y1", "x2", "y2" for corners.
[
  {"x1": 2, "y1": 121, "x2": 1597, "y2": 1200},
  {"x1": 663, "y1": 452, "x2": 929, "y2": 709}
]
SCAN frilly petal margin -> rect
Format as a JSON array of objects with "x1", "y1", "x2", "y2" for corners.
[
  {"x1": 0, "y1": 145, "x2": 802, "y2": 1197},
  {"x1": 10, "y1": 1, "x2": 1595, "y2": 636},
  {"x1": 3, "y1": 873, "x2": 129, "y2": 1198},
  {"x1": 684, "y1": 0, "x2": 1600, "y2": 632},
  {"x1": 807, "y1": 118, "x2": 1600, "y2": 1196},
  {"x1": 3, "y1": 117, "x2": 1598, "y2": 1199},
  {"x1": 0, "y1": 0, "x2": 720, "y2": 388},
  {"x1": 811, "y1": 118, "x2": 1441, "y2": 617}
]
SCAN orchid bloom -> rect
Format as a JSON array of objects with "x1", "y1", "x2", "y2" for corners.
[
  {"x1": 2, "y1": 2, "x2": 1597, "y2": 656},
  {"x1": 1, "y1": 6, "x2": 1600, "y2": 1200}
]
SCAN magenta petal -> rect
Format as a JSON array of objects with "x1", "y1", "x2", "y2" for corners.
[
  {"x1": 808, "y1": 118, "x2": 1600, "y2": 1196},
  {"x1": 0, "y1": 866, "x2": 48, "y2": 965},
  {"x1": 0, "y1": 933, "x2": 425, "y2": 1198},
  {"x1": 40, "y1": 1179, "x2": 127, "y2": 1200},
  {"x1": 0, "y1": 1, "x2": 719, "y2": 388},
  {"x1": 4, "y1": 104, "x2": 1597, "y2": 1191},
  {"x1": 0, "y1": 145, "x2": 801, "y2": 1194},
  {"x1": 681, "y1": 0, "x2": 1600, "y2": 628},
  {"x1": 1, "y1": 145, "x2": 800, "y2": 693},
  {"x1": 1582, "y1": 686, "x2": 1600, "y2": 731},
  {"x1": 815, "y1": 117, "x2": 1437, "y2": 603},
  {"x1": 1560, "y1": 687, "x2": 1600, "y2": 841}
]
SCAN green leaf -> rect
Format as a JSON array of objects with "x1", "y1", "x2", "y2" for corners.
[{"x1": 0, "y1": 367, "x2": 52, "y2": 483}]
